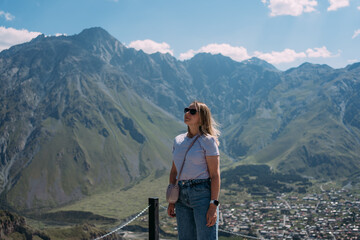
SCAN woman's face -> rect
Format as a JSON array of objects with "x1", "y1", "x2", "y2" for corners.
[{"x1": 184, "y1": 103, "x2": 200, "y2": 126}]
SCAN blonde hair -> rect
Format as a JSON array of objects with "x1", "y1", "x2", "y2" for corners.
[{"x1": 187, "y1": 101, "x2": 220, "y2": 145}]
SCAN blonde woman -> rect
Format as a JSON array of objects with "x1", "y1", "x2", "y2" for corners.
[{"x1": 167, "y1": 101, "x2": 220, "y2": 240}]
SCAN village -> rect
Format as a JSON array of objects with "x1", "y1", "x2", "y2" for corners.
[{"x1": 219, "y1": 188, "x2": 360, "y2": 239}]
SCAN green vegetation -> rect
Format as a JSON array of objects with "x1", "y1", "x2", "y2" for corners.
[
  {"x1": 6, "y1": 85, "x2": 184, "y2": 212},
  {"x1": 48, "y1": 174, "x2": 169, "y2": 221},
  {"x1": 1, "y1": 27, "x2": 360, "y2": 239},
  {"x1": 222, "y1": 164, "x2": 312, "y2": 194},
  {"x1": 44, "y1": 224, "x2": 115, "y2": 240}
]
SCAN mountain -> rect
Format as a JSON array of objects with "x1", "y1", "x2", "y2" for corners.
[
  {"x1": 242, "y1": 57, "x2": 279, "y2": 71},
  {"x1": 1, "y1": 27, "x2": 360, "y2": 212},
  {"x1": 0, "y1": 209, "x2": 118, "y2": 239},
  {"x1": 236, "y1": 62, "x2": 360, "y2": 179},
  {"x1": 0, "y1": 27, "x2": 184, "y2": 211}
]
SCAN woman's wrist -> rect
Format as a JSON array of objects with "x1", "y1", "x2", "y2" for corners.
[{"x1": 209, "y1": 203, "x2": 217, "y2": 208}]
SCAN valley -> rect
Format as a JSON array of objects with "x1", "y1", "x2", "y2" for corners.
[{"x1": 0, "y1": 27, "x2": 360, "y2": 239}]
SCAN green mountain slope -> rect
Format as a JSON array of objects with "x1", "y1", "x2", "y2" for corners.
[
  {"x1": 0, "y1": 28, "x2": 184, "y2": 211},
  {"x1": 232, "y1": 63, "x2": 360, "y2": 179},
  {"x1": 1, "y1": 27, "x2": 360, "y2": 214}
]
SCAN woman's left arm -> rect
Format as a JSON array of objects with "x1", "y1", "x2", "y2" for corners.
[{"x1": 205, "y1": 155, "x2": 220, "y2": 227}]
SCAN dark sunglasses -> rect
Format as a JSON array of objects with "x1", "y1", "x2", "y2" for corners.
[{"x1": 184, "y1": 108, "x2": 197, "y2": 115}]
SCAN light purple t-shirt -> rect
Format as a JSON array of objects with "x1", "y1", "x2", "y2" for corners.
[{"x1": 172, "y1": 133, "x2": 219, "y2": 181}]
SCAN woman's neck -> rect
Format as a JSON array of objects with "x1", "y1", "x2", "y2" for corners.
[{"x1": 188, "y1": 126, "x2": 199, "y2": 138}]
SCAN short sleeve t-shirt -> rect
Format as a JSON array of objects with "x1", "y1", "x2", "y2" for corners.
[{"x1": 172, "y1": 133, "x2": 219, "y2": 181}]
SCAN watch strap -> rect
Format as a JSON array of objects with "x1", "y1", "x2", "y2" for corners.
[{"x1": 210, "y1": 199, "x2": 219, "y2": 206}]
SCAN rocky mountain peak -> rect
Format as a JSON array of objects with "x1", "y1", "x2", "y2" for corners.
[
  {"x1": 1, "y1": 27, "x2": 360, "y2": 213},
  {"x1": 242, "y1": 57, "x2": 279, "y2": 71},
  {"x1": 76, "y1": 27, "x2": 113, "y2": 40},
  {"x1": 71, "y1": 27, "x2": 125, "y2": 62},
  {"x1": 346, "y1": 62, "x2": 360, "y2": 72},
  {"x1": 31, "y1": 33, "x2": 46, "y2": 42},
  {"x1": 189, "y1": 52, "x2": 234, "y2": 63},
  {"x1": 150, "y1": 52, "x2": 175, "y2": 62},
  {"x1": 289, "y1": 62, "x2": 333, "y2": 72}
]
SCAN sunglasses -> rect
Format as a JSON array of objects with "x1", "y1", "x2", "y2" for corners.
[{"x1": 184, "y1": 108, "x2": 197, "y2": 115}]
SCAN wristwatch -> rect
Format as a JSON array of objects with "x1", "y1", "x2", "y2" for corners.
[{"x1": 210, "y1": 199, "x2": 219, "y2": 206}]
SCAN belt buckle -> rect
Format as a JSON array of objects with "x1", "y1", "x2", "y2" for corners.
[{"x1": 190, "y1": 180, "x2": 194, "y2": 186}]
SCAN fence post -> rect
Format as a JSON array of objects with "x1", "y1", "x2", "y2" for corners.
[{"x1": 149, "y1": 197, "x2": 159, "y2": 240}]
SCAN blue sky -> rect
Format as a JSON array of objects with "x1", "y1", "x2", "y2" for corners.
[{"x1": 0, "y1": 0, "x2": 359, "y2": 70}]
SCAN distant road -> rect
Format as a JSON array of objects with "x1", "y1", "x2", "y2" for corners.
[
  {"x1": 315, "y1": 201, "x2": 320, "y2": 211},
  {"x1": 279, "y1": 195, "x2": 291, "y2": 209}
]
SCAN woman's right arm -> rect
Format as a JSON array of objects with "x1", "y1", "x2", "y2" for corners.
[
  {"x1": 169, "y1": 161, "x2": 177, "y2": 184},
  {"x1": 168, "y1": 161, "x2": 177, "y2": 217}
]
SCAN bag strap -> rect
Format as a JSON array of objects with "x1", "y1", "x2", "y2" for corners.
[{"x1": 176, "y1": 134, "x2": 200, "y2": 183}]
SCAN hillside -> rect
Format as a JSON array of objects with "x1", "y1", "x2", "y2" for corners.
[
  {"x1": 0, "y1": 28, "x2": 184, "y2": 211},
  {"x1": 0, "y1": 27, "x2": 360, "y2": 213}
]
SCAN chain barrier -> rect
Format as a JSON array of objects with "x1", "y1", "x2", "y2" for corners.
[
  {"x1": 94, "y1": 205, "x2": 150, "y2": 240},
  {"x1": 159, "y1": 204, "x2": 168, "y2": 210},
  {"x1": 218, "y1": 229, "x2": 262, "y2": 239}
]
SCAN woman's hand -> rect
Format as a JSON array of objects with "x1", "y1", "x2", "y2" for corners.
[
  {"x1": 167, "y1": 203, "x2": 176, "y2": 217},
  {"x1": 206, "y1": 204, "x2": 217, "y2": 227}
]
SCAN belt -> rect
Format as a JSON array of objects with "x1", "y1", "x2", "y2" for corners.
[{"x1": 178, "y1": 178, "x2": 210, "y2": 187}]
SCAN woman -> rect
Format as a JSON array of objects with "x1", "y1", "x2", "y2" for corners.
[{"x1": 167, "y1": 101, "x2": 221, "y2": 240}]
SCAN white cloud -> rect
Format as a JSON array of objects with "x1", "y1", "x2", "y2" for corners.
[
  {"x1": 44, "y1": 33, "x2": 67, "y2": 37},
  {"x1": 128, "y1": 39, "x2": 173, "y2": 55},
  {"x1": 262, "y1": 0, "x2": 318, "y2": 16},
  {"x1": 254, "y1": 49, "x2": 307, "y2": 64},
  {"x1": 254, "y1": 46, "x2": 334, "y2": 64},
  {"x1": 352, "y1": 29, "x2": 360, "y2": 39},
  {"x1": 55, "y1": 33, "x2": 67, "y2": 37},
  {"x1": 179, "y1": 49, "x2": 197, "y2": 60},
  {"x1": 348, "y1": 59, "x2": 359, "y2": 64},
  {"x1": 358, "y1": 6, "x2": 360, "y2": 10},
  {"x1": 327, "y1": 0, "x2": 349, "y2": 11},
  {"x1": 0, "y1": 10, "x2": 15, "y2": 21},
  {"x1": 306, "y1": 46, "x2": 331, "y2": 58},
  {"x1": 179, "y1": 43, "x2": 250, "y2": 61},
  {"x1": 0, "y1": 26, "x2": 41, "y2": 51},
  {"x1": 179, "y1": 43, "x2": 334, "y2": 65}
]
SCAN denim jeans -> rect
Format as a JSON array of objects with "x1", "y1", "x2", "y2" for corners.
[{"x1": 176, "y1": 178, "x2": 218, "y2": 240}]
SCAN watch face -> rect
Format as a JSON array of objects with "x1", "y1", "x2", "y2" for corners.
[{"x1": 214, "y1": 200, "x2": 219, "y2": 206}]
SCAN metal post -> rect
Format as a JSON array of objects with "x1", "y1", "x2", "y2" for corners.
[{"x1": 149, "y1": 197, "x2": 159, "y2": 240}]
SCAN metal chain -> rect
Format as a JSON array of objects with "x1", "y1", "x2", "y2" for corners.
[
  {"x1": 159, "y1": 204, "x2": 168, "y2": 210},
  {"x1": 94, "y1": 205, "x2": 150, "y2": 240},
  {"x1": 117, "y1": 203, "x2": 263, "y2": 239},
  {"x1": 218, "y1": 229, "x2": 262, "y2": 239}
]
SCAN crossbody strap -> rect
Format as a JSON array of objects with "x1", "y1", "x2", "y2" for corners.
[{"x1": 176, "y1": 135, "x2": 200, "y2": 183}]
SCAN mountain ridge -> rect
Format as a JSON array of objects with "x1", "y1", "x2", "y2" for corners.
[
  {"x1": 1, "y1": 27, "x2": 360, "y2": 212},
  {"x1": 0, "y1": 28, "x2": 184, "y2": 211}
]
